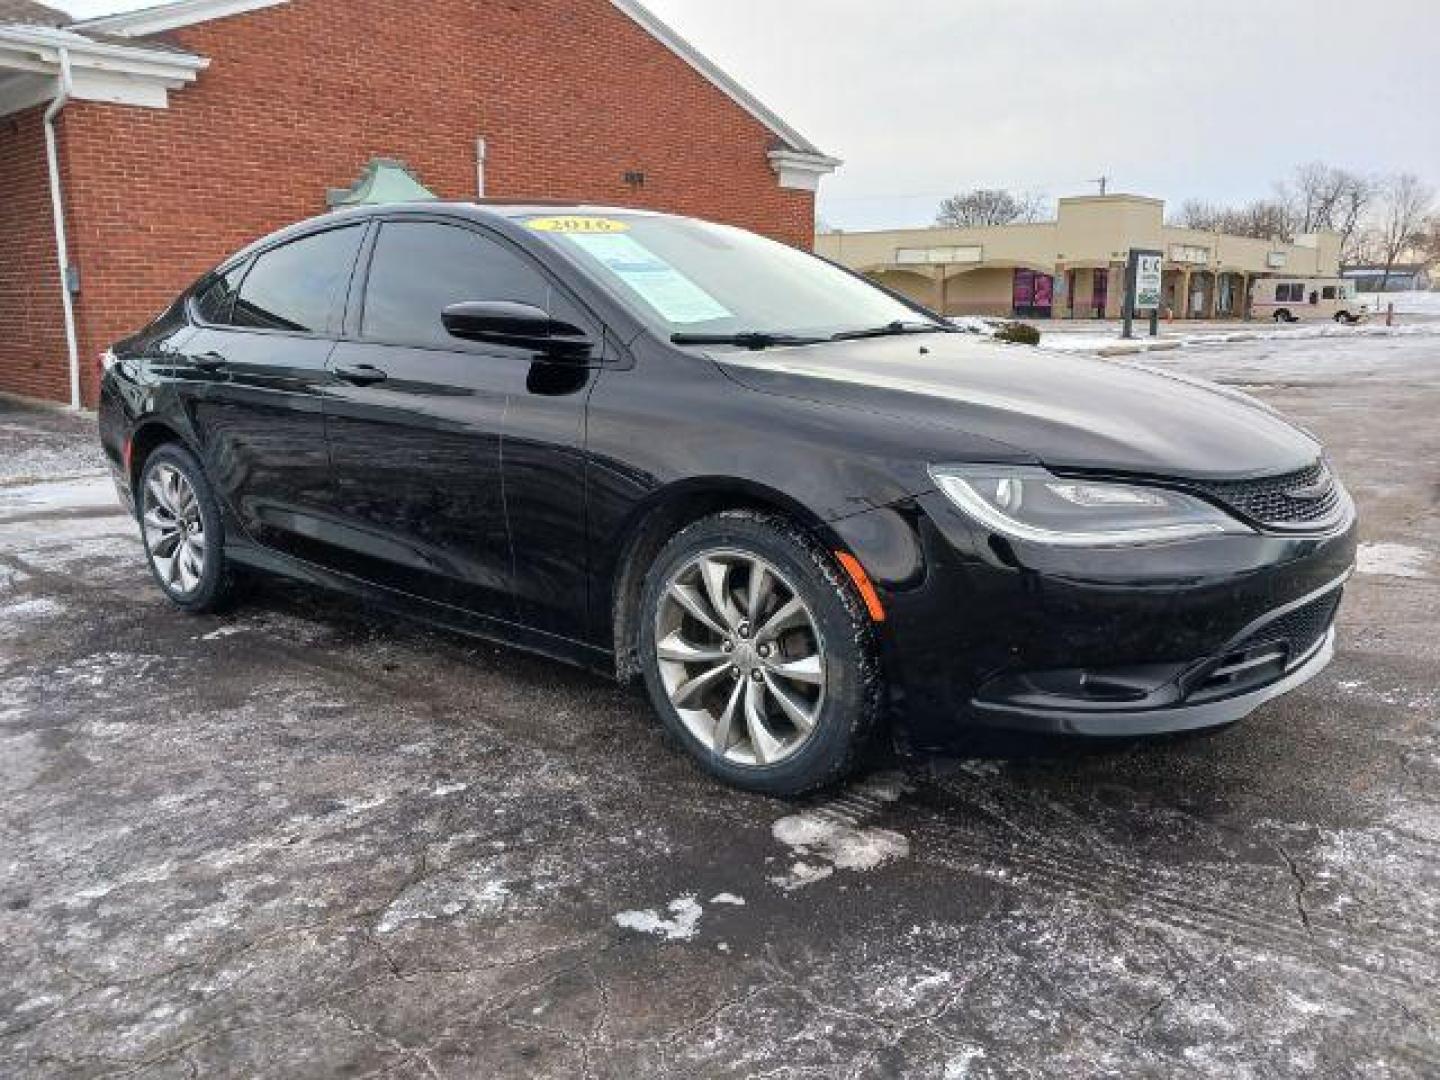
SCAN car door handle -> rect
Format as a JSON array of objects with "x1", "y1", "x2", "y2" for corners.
[
  {"x1": 192, "y1": 352, "x2": 227, "y2": 372},
  {"x1": 333, "y1": 363, "x2": 389, "y2": 386}
]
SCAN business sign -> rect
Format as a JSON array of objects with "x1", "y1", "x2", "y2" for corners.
[
  {"x1": 1135, "y1": 253, "x2": 1163, "y2": 310},
  {"x1": 895, "y1": 245, "x2": 983, "y2": 266},
  {"x1": 1266, "y1": 251, "x2": 1288, "y2": 268},
  {"x1": 1169, "y1": 243, "x2": 1210, "y2": 265}
]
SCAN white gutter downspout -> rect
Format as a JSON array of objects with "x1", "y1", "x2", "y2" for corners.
[{"x1": 43, "y1": 47, "x2": 82, "y2": 411}]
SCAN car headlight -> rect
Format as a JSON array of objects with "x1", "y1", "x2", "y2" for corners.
[{"x1": 929, "y1": 465, "x2": 1251, "y2": 547}]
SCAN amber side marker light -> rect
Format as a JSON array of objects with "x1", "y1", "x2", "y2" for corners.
[{"x1": 835, "y1": 551, "x2": 887, "y2": 623}]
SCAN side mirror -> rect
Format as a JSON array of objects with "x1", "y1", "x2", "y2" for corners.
[{"x1": 441, "y1": 300, "x2": 594, "y2": 357}]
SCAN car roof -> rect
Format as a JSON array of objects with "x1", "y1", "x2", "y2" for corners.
[
  {"x1": 212, "y1": 201, "x2": 681, "y2": 274},
  {"x1": 328, "y1": 200, "x2": 675, "y2": 225}
]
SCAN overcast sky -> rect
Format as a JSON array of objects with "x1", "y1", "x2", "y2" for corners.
[{"x1": 51, "y1": 0, "x2": 1440, "y2": 229}]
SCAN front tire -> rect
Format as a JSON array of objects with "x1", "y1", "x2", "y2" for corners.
[
  {"x1": 138, "y1": 444, "x2": 235, "y2": 613},
  {"x1": 638, "y1": 511, "x2": 882, "y2": 796}
]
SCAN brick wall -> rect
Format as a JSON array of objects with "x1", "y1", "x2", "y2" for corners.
[
  {"x1": 0, "y1": 107, "x2": 70, "y2": 403},
  {"x1": 38, "y1": 0, "x2": 816, "y2": 407}
]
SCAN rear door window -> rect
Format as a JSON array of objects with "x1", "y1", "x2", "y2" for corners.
[
  {"x1": 193, "y1": 264, "x2": 246, "y2": 325},
  {"x1": 361, "y1": 221, "x2": 558, "y2": 349},
  {"x1": 232, "y1": 226, "x2": 364, "y2": 334}
]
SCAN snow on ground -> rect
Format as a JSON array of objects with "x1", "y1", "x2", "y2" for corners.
[
  {"x1": 614, "y1": 894, "x2": 705, "y2": 941},
  {"x1": 1356, "y1": 542, "x2": 1433, "y2": 579},
  {"x1": 0, "y1": 474, "x2": 119, "y2": 519},
  {"x1": 1359, "y1": 290, "x2": 1440, "y2": 316},
  {"x1": 1039, "y1": 319, "x2": 1440, "y2": 357}
]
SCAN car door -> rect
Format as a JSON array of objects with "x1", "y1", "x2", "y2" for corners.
[
  {"x1": 187, "y1": 223, "x2": 366, "y2": 557},
  {"x1": 321, "y1": 216, "x2": 600, "y2": 635}
]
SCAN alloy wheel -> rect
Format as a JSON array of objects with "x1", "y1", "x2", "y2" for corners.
[
  {"x1": 654, "y1": 549, "x2": 826, "y2": 767},
  {"x1": 142, "y1": 464, "x2": 207, "y2": 596}
]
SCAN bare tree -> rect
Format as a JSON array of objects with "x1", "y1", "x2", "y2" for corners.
[
  {"x1": 1332, "y1": 173, "x2": 1378, "y2": 266},
  {"x1": 1226, "y1": 199, "x2": 1294, "y2": 241},
  {"x1": 1374, "y1": 173, "x2": 1435, "y2": 290},
  {"x1": 1283, "y1": 162, "x2": 1346, "y2": 234},
  {"x1": 1168, "y1": 197, "x2": 1292, "y2": 240},
  {"x1": 936, "y1": 189, "x2": 1048, "y2": 228},
  {"x1": 1421, "y1": 214, "x2": 1440, "y2": 273},
  {"x1": 1170, "y1": 199, "x2": 1223, "y2": 230}
]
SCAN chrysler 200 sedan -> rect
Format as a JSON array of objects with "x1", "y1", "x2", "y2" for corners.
[{"x1": 98, "y1": 203, "x2": 1357, "y2": 794}]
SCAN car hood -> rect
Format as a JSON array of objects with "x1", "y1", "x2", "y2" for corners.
[{"x1": 715, "y1": 334, "x2": 1321, "y2": 480}]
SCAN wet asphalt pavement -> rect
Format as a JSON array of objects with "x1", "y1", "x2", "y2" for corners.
[{"x1": 1, "y1": 330, "x2": 1437, "y2": 1078}]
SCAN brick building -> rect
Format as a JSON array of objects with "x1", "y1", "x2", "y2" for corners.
[{"x1": 0, "y1": 0, "x2": 839, "y2": 407}]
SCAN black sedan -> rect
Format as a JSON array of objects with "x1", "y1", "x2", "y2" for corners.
[{"x1": 98, "y1": 204, "x2": 1357, "y2": 794}]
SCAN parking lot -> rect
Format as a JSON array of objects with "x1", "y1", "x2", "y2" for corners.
[{"x1": 1, "y1": 328, "x2": 1437, "y2": 1078}]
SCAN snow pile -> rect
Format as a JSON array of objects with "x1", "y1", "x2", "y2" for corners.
[
  {"x1": 768, "y1": 809, "x2": 909, "y2": 891},
  {"x1": 951, "y1": 316, "x2": 1001, "y2": 336},
  {"x1": 614, "y1": 894, "x2": 704, "y2": 940}
]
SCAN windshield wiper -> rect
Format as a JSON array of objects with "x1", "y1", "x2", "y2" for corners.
[
  {"x1": 830, "y1": 320, "x2": 955, "y2": 342},
  {"x1": 670, "y1": 331, "x2": 826, "y2": 350}
]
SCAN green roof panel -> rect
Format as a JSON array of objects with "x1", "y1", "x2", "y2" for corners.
[{"x1": 327, "y1": 157, "x2": 436, "y2": 208}]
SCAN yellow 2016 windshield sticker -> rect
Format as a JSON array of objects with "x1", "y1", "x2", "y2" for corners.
[{"x1": 526, "y1": 216, "x2": 630, "y2": 234}]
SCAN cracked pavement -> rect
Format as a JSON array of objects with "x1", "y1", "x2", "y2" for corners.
[{"x1": 2, "y1": 331, "x2": 1438, "y2": 1078}]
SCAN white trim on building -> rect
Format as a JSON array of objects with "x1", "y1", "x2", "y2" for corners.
[
  {"x1": 72, "y1": 0, "x2": 287, "y2": 36},
  {"x1": 0, "y1": 25, "x2": 208, "y2": 115}
]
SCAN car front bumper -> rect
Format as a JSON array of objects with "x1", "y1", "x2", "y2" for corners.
[
  {"x1": 829, "y1": 490, "x2": 1357, "y2": 751},
  {"x1": 966, "y1": 624, "x2": 1336, "y2": 737}
]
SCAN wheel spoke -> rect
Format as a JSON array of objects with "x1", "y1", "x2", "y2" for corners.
[
  {"x1": 713, "y1": 678, "x2": 744, "y2": 754},
  {"x1": 164, "y1": 469, "x2": 184, "y2": 512},
  {"x1": 746, "y1": 560, "x2": 773, "y2": 624},
  {"x1": 744, "y1": 679, "x2": 785, "y2": 765},
  {"x1": 656, "y1": 630, "x2": 728, "y2": 665},
  {"x1": 176, "y1": 484, "x2": 197, "y2": 519},
  {"x1": 766, "y1": 652, "x2": 823, "y2": 687},
  {"x1": 151, "y1": 529, "x2": 183, "y2": 558},
  {"x1": 756, "y1": 596, "x2": 806, "y2": 642},
  {"x1": 178, "y1": 543, "x2": 201, "y2": 591},
  {"x1": 666, "y1": 581, "x2": 728, "y2": 638},
  {"x1": 146, "y1": 475, "x2": 170, "y2": 513},
  {"x1": 699, "y1": 557, "x2": 739, "y2": 630},
  {"x1": 762, "y1": 670, "x2": 817, "y2": 732},
  {"x1": 671, "y1": 661, "x2": 733, "y2": 708},
  {"x1": 143, "y1": 507, "x2": 175, "y2": 532}
]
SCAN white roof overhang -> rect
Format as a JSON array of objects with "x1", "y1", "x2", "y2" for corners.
[{"x1": 0, "y1": 24, "x2": 207, "y2": 116}]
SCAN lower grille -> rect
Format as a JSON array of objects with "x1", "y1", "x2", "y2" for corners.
[
  {"x1": 1190, "y1": 589, "x2": 1342, "y2": 701},
  {"x1": 1241, "y1": 589, "x2": 1343, "y2": 658},
  {"x1": 1189, "y1": 461, "x2": 1343, "y2": 529}
]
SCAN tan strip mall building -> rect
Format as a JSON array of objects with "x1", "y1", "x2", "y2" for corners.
[{"x1": 816, "y1": 194, "x2": 1341, "y2": 320}]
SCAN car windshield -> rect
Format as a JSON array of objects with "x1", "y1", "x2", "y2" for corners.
[{"x1": 520, "y1": 213, "x2": 944, "y2": 343}]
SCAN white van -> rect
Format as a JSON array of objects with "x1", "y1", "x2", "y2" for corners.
[{"x1": 1251, "y1": 277, "x2": 1367, "y2": 324}]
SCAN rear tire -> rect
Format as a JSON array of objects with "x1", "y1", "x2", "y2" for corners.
[
  {"x1": 637, "y1": 511, "x2": 883, "y2": 796},
  {"x1": 1273, "y1": 309, "x2": 1292, "y2": 323},
  {"x1": 138, "y1": 444, "x2": 235, "y2": 614}
]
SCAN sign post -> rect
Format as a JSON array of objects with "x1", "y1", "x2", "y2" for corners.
[{"x1": 1123, "y1": 248, "x2": 1163, "y2": 339}]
